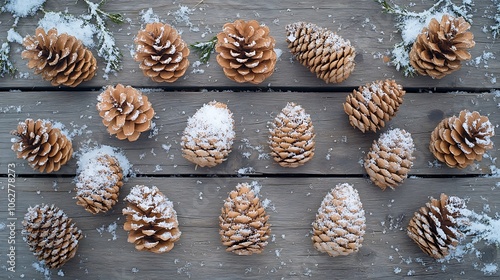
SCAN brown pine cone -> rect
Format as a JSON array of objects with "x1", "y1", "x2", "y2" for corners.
[
  {"x1": 312, "y1": 183, "x2": 366, "y2": 257},
  {"x1": 22, "y1": 27, "x2": 97, "y2": 87},
  {"x1": 219, "y1": 182, "x2": 271, "y2": 255},
  {"x1": 286, "y1": 21, "x2": 355, "y2": 84},
  {"x1": 123, "y1": 185, "x2": 181, "y2": 253},
  {"x1": 343, "y1": 79, "x2": 406, "y2": 133},
  {"x1": 22, "y1": 204, "x2": 82, "y2": 269},
  {"x1": 407, "y1": 193, "x2": 466, "y2": 258},
  {"x1": 11, "y1": 118, "x2": 73, "y2": 173},
  {"x1": 430, "y1": 110, "x2": 495, "y2": 168},
  {"x1": 134, "y1": 22, "x2": 190, "y2": 83},
  {"x1": 181, "y1": 101, "x2": 235, "y2": 167},
  {"x1": 216, "y1": 19, "x2": 277, "y2": 84},
  {"x1": 365, "y1": 128, "x2": 415, "y2": 190},
  {"x1": 75, "y1": 148, "x2": 125, "y2": 214},
  {"x1": 269, "y1": 102, "x2": 315, "y2": 167},
  {"x1": 409, "y1": 14, "x2": 475, "y2": 79},
  {"x1": 96, "y1": 84, "x2": 155, "y2": 141}
]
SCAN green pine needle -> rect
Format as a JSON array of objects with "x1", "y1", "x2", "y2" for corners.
[
  {"x1": 190, "y1": 36, "x2": 217, "y2": 64},
  {"x1": 0, "y1": 42, "x2": 16, "y2": 78}
]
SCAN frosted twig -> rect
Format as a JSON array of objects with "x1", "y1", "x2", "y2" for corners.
[
  {"x1": 190, "y1": 36, "x2": 217, "y2": 64},
  {"x1": 492, "y1": 1, "x2": 500, "y2": 39},
  {"x1": 0, "y1": 42, "x2": 16, "y2": 77}
]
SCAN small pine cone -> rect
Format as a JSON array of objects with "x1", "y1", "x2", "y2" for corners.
[
  {"x1": 22, "y1": 204, "x2": 82, "y2": 269},
  {"x1": 216, "y1": 19, "x2": 277, "y2": 84},
  {"x1": 430, "y1": 110, "x2": 495, "y2": 168},
  {"x1": 181, "y1": 101, "x2": 235, "y2": 167},
  {"x1": 11, "y1": 118, "x2": 73, "y2": 173},
  {"x1": 134, "y1": 22, "x2": 190, "y2": 83},
  {"x1": 96, "y1": 84, "x2": 155, "y2": 141},
  {"x1": 269, "y1": 102, "x2": 315, "y2": 168},
  {"x1": 75, "y1": 149, "x2": 125, "y2": 214},
  {"x1": 407, "y1": 193, "x2": 466, "y2": 259},
  {"x1": 123, "y1": 185, "x2": 181, "y2": 253},
  {"x1": 365, "y1": 128, "x2": 415, "y2": 190},
  {"x1": 409, "y1": 14, "x2": 475, "y2": 79},
  {"x1": 22, "y1": 27, "x2": 97, "y2": 87},
  {"x1": 343, "y1": 79, "x2": 406, "y2": 133},
  {"x1": 219, "y1": 183, "x2": 271, "y2": 255},
  {"x1": 312, "y1": 183, "x2": 366, "y2": 257},
  {"x1": 286, "y1": 22, "x2": 355, "y2": 84}
]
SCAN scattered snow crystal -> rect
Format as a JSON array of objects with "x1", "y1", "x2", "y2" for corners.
[{"x1": 2, "y1": 0, "x2": 46, "y2": 17}]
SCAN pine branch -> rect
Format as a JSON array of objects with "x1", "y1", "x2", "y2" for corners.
[
  {"x1": 190, "y1": 36, "x2": 217, "y2": 64},
  {"x1": 492, "y1": 2, "x2": 500, "y2": 39},
  {"x1": 0, "y1": 42, "x2": 16, "y2": 77}
]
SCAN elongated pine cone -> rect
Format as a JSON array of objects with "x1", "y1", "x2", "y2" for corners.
[
  {"x1": 409, "y1": 14, "x2": 475, "y2": 79},
  {"x1": 134, "y1": 22, "x2": 190, "y2": 82},
  {"x1": 430, "y1": 110, "x2": 494, "y2": 168},
  {"x1": 407, "y1": 193, "x2": 466, "y2": 258},
  {"x1": 22, "y1": 27, "x2": 97, "y2": 87},
  {"x1": 181, "y1": 101, "x2": 235, "y2": 167},
  {"x1": 11, "y1": 118, "x2": 73, "y2": 173},
  {"x1": 97, "y1": 84, "x2": 155, "y2": 141},
  {"x1": 343, "y1": 79, "x2": 405, "y2": 133},
  {"x1": 219, "y1": 182, "x2": 271, "y2": 255},
  {"x1": 75, "y1": 146, "x2": 130, "y2": 214},
  {"x1": 365, "y1": 128, "x2": 415, "y2": 190},
  {"x1": 22, "y1": 204, "x2": 82, "y2": 269},
  {"x1": 216, "y1": 19, "x2": 277, "y2": 84},
  {"x1": 269, "y1": 102, "x2": 315, "y2": 167},
  {"x1": 286, "y1": 22, "x2": 355, "y2": 84},
  {"x1": 123, "y1": 185, "x2": 181, "y2": 253},
  {"x1": 312, "y1": 183, "x2": 366, "y2": 257}
]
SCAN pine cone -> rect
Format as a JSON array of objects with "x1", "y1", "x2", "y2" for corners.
[
  {"x1": 11, "y1": 118, "x2": 73, "y2": 173},
  {"x1": 312, "y1": 183, "x2": 366, "y2": 257},
  {"x1": 430, "y1": 110, "x2": 495, "y2": 168},
  {"x1": 407, "y1": 193, "x2": 466, "y2": 258},
  {"x1": 365, "y1": 128, "x2": 415, "y2": 190},
  {"x1": 96, "y1": 84, "x2": 155, "y2": 141},
  {"x1": 22, "y1": 27, "x2": 97, "y2": 87},
  {"x1": 123, "y1": 185, "x2": 181, "y2": 253},
  {"x1": 269, "y1": 102, "x2": 315, "y2": 167},
  {"x1": 75, "y1": 150, "x2": 124, "y2": 214},
  {"x1": 181, "y1": 101, "x2": 235, "y2": 167},
  {"x1": 22, "y1": 204, "x2": 82, "y2": 269},
  {"x1": 134, "y1": 22, "x2": 190, "y2": 83},
  {"x1": 216, "y1": 19, "x2": 277, "y2": 84},
  {"x1": 409, "y1": 14, "x2": 475, "y2": 79},
  {"x1": 343, "y1": 79, "x2": 405, "y2": 133},
  {"x1": 219, "y1": 183, "x2": 271, "y2": 255},
  {"x1": 286, "y1": 22, "x2": 355, "y2": 84}
]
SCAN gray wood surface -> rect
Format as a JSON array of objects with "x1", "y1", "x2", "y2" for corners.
[{"x1": 0, "y1": 0, "x2": 499, "y2": 279}]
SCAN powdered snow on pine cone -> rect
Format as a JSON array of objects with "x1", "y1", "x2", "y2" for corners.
[
  {"x1": 286, "y1": 21, "x2": 355, "y2": 84},
  {"x1": 219, "y1": 182, "x2": 271, "y2": 255},
  {"x1": 312, "y1": 183, "x2": 366, "y2": 257},
  {"x1": 181, "y1": 101, "x2": 235, "y2": 167}
]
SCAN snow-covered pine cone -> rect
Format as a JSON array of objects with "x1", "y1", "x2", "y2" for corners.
[
  {"x1": 22, "y1": 204, "x2": 82, "y2": 269},
  {"x1": 134, "y1": 22, "x2": 190, "y2": 83},
  {"x1": 269, "y1": 102, "x2": 315, "y2": 167},
  {"x1": 409, "y1": 14, "x2": 475, "y2": 79},
  {"x1": 123, "y1": 185, "x2": 181, "y2": 253},
  {"x1": 22, "y1": 27, "x2": 97, "y2": 87},
  {"x1": 181, "y1": 101, "x2": 235, "y2": 167},
  {"x1": 219, "y1": 182, "x2": 271, "y2": 255},
  {"x1": 11, "y1": 118, "x2": 73, "y2": 173},
  {"x1": 286, "y1": 21, "x2": 355, "y2": 84},
  {"x1": 407, "y1": 193, "x2": 466, "y2": 259},
  {"x1": 364, "y1": 128, "x2": 415, "y2": 190},
  {"x1": 312, "y1": 183, "x2": 366, "y2": 257},
  {"x1": 216, "y1": 19, "x2": 277, "y2": 84},
  {"x1": 430, "y1": 110, "x2": 494, "y2": 168},
  {"x1": 343, "y1": 79, "x2": 405, "y2": 133},
  {"x1": 75, "y1": 146, "x2": 129, "y2": 214},
  {"x1": 96, "y1": 84, "x2": 155, "y2": 141}
]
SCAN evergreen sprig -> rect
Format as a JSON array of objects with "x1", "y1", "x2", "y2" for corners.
[
  {"x1": 190, "y1": 36, "x2": 217, "y2": 64},
  {"x1": 0, "y1": 42, "x2": 16, "y2": 77}
]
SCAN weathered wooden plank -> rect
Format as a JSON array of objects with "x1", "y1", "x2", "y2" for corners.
[
  {"x1": 0, "y1": 177, "x2": 498, "y2": 279},
  {"x1": 0, "y1": 0, "x2": 498, "y2": 89},
  {"x1": 1, "y1": 91, "x2": 498, "y2": 175}
]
